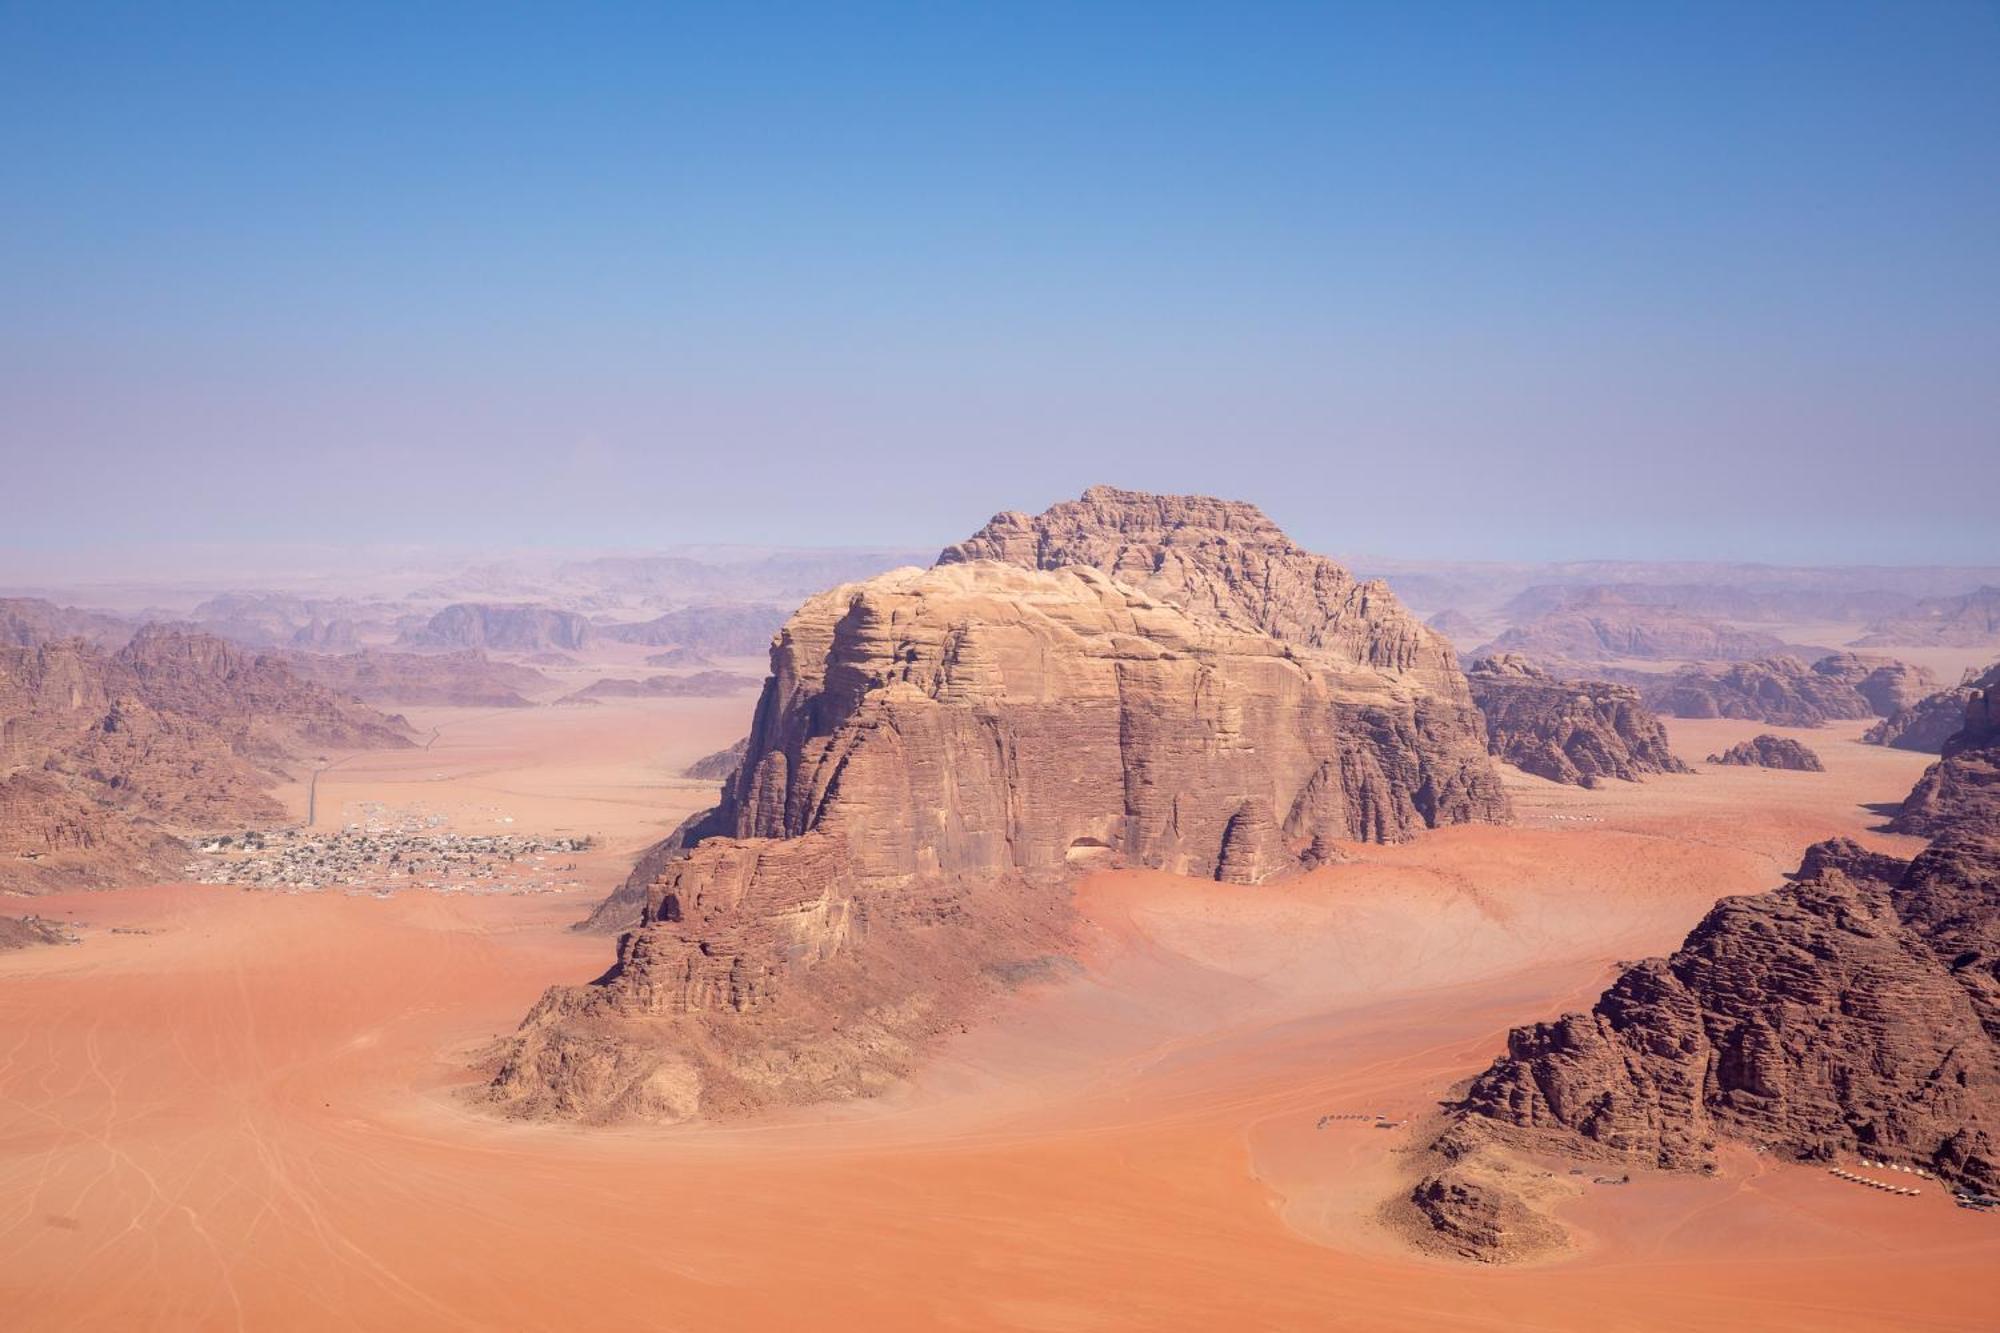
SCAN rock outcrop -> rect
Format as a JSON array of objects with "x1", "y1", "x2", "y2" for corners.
[
  {"x1": 1645, "y1": 653, "x2": 1934, "y2": 727},
  {"x1": 1892, "y1": 672, "x2": 2000, "y2": 841},
  {"x1": 1866, "y1": 663, "x2": 2000, "y2": 754},
  {"x1": 281, "y1": 649, "x2": 550, "y2": 707},
  {"x1": 1447, "y1": 837, "x2": 2000, "y2": 1194},
  {"x1": 505, "y1": 489, "x2": 1512, "y2": 1119},
  {"x1": 1, "y1": 626, "x2": 414, "y2": 890},
  {"x1": 1474, "y1": 605, "x2": 1791, "y2": 666},
  {"x1": 599, "y1": 605, "x2": 790, "y2": 656},
  {"x1": 1857, "y1": 586, "x2": 2000, "y2": 650},
  {"x1": 0, "y1": 597, "x2": 132, "y2": 648},
  {"x1": 404, "y1": 603, "x2": 592, "y2": 652},
  {"x1": 1466, "y1": 655, "x2": 1688, "y2": 787},
  {"x1": 938, "y1": 486, "x2": 1507, "y2": 832},
  {"x1": 1706, "y1": 735, "x2": 1824, "y2": 771},
  {"x1": 682, "y1": 737, "x2": 750, "y2": 782},
  {"x1": 556, "y1": 671, "x2": 761, "y2": 703}
]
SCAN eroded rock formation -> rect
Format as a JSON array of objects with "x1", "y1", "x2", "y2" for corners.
[
  {"x1": 281, "y1": 649, "x2": 550, "y2": 707},
  {"x1": 1892, "y1": 672, "x2": 2000, "y2": 840},
  {"x1": 505, "y1": 489, "x2": 1511, "y2": 1119},
  {"x1": 1466, "y1": 655, "x2": 1688, "y2": 786},
  {"x1": 1706, "y1": 735, "x2": 1824, "y2": 771},
  {"x1": 1646, "y1": 653, "x2": 1934, "y2": 727},
  {"x1": 1, "y1": 625, "x2": 414, "y2": 890},
  {"x1": 1867, "y1": 663, "x2": 2000, "y2": 754},
  {"x1": 1447, "y1": 837, "x2": 2000, "y2": 1193},
  {"x1": 404, "y1": 603, "x2": 592, "y2": 652}
]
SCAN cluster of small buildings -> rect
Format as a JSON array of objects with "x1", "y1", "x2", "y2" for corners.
[{"x1": 190, "y1": 820, "x2": 593, "y2": 896}]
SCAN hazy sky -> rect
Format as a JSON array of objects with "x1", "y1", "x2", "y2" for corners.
[{"x1": 3, "y1": 2, "x2": 1996, "y2": 566}]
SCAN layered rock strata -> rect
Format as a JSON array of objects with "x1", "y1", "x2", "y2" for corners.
[
  {"x1": 1466, "y1": 655, "x2": 1688, "y2": 786},
  {"x1": 509, "y1": 489, "x2": 1513, "y2": 1118}
]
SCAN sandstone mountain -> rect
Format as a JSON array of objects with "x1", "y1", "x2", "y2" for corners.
[
  {"x1": 0, "y1": 597, "x2": 133, "y2": 649},
  {"x1": 1474, "y1": 606, "x2": 1791, "y2": 666},
  {"x1": 598, "y1": 605, "x2": 789, "y2": 656},
  {"x1": 1466, "y1": 655, "x2": 1688, "y2": 787},
  {"x1": 682, "y1": 736, "x2": 750, "y2": 782},
  {"x1": 937, "y1": 486, "x2": 1504, "y2": 828},
  {"x1": 1644, "y1": 653, "x2": 1935, "y2": 727},
  {"x1": 1, "y1": 625, "x2": 414, "y2": 890},
  {"x1": 281, "y1": 649, "x2": 551, "y2": 708},
  {"x1": 1432, "y1": 835, "x2": 1999, "y2": 1238},
  {"x1": 1706, "y1": 735, "x2": 1823, "y2": 771},
  {"x1": 556, "y1": 671, "x2": 762, "y2": 703},
  {"x1": 1891, "y1": 671, "x2": 2000, "y2": 841},
  {"x1": 1866, "y1": 663, "x2": 2000, "y2": 753},
  {"x1": 1857, "y1": 586, "x2": 2000, "y2": 650},
  {"x1": 643, "y1": 647, "x2": 718, "y2": 668},
  {"x1": 1424, "y1": 609, "x2": 1483, "y2": 645},
  {"x1": 505, "y1": 489, "x2": 1511, "y2": 1119},
  {"x1": 403, "y1": 603, "x2": 592, "y2": 653}
]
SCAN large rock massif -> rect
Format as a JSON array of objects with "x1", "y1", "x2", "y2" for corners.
[
  {"x1": 1, "y1": 624, "x2": 414, "y2": 889},
  {"x1": 1867, "y1": 663, "x2": 2000, "y2": 754},
  {"x1": 403, "y1": 603, "x2": 593, "y2": 652},
  {"x1": 1857, "y1": 586, "x2": 2000, "y2": 650},
  {"x1": 1437, "y1": 836, "x2": 1999, "y2": 1206},
  {"x1": 1892, "y1": 672, "x2": 2000, "y2": 841},
  {"x1": 1474, "y1": 605, "x2": 1790, "y2": 666},
  {"x1": 1644, "y1": 653, "x2": 1935, "y2": 727},
  {"x1": 500, "y1": 489, "x2": 1510, "y2": 1121},
  {"x1": 1466, "y1": 655, "x2": 1688, "y2": 787}
]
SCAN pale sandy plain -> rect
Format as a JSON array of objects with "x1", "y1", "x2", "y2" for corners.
[{"x1": 5, "y1": 690, "x2": 2000, "y2": 1330}]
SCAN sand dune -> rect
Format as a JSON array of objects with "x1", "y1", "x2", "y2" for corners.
[{"x1": 3, "y1": 711, "x2": 1995, "y2": 1330}]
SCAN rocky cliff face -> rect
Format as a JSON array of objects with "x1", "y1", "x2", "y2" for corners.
[
  {"x1": 1, "y1": 626, "x2": 414, "y2": 890},
  {"x1": 506, "y1": 490, "x2": 1512, "y2": 1120},
  {"x1": 1646, "y1": 653, "x2": 1933, "y2": 727},
  {"x1": 1892, "y1": 674, "x2": 2000, "y2": 840},
  {"x1": 1706, "y1": 735, "x2": 1824, "y2": 771},
  {"x1": 1466, "y1": 655, "x2": 1688, "y2": 787},
  {"x1": 1867, "y1": 663, "x2": 2000, "y2": 754},
  {"x1": 939, "y1": 486, "x2": 1507, "y2": 828},
  {"x1": 1448, "y1": 837, "x2": 1999, "y2": 1193}
]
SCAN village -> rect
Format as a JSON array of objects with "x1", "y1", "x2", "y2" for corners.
[{"x1": 190, "y1": 806, "x2": 593, "y2": 896}]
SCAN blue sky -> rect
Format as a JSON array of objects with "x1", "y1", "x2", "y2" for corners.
[{"x1": 3, "y1": 2, "x2": 1995, "y2": 564}]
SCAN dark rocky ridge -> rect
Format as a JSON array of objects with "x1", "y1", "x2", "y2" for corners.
[
  {"x1": 1466, "y1": 655, "x2": 1688, "y2": 787},
  {"x1": 1445, "y1": 836, "x2": 2000, "y2": 1197},
  {"x1": 1706, "y1": 735, "x2": 1824, "y2": 771}
]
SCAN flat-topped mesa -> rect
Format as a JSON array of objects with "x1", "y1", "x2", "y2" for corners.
[
  {"x1": 506, "y1": 490, "x2": 1513, "y2": 1121},
  {"x1": 938, "y1": 486, "x2": 1507, "y2": 827}
]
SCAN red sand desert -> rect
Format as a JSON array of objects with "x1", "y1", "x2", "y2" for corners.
[{"x1": 4, "y1": 706, "x2": 1997, "y2": 1331}]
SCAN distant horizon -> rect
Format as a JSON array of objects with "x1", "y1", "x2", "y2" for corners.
[{"x1": 5, "y1": 4, "x2": 1996, "y2": 565}]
